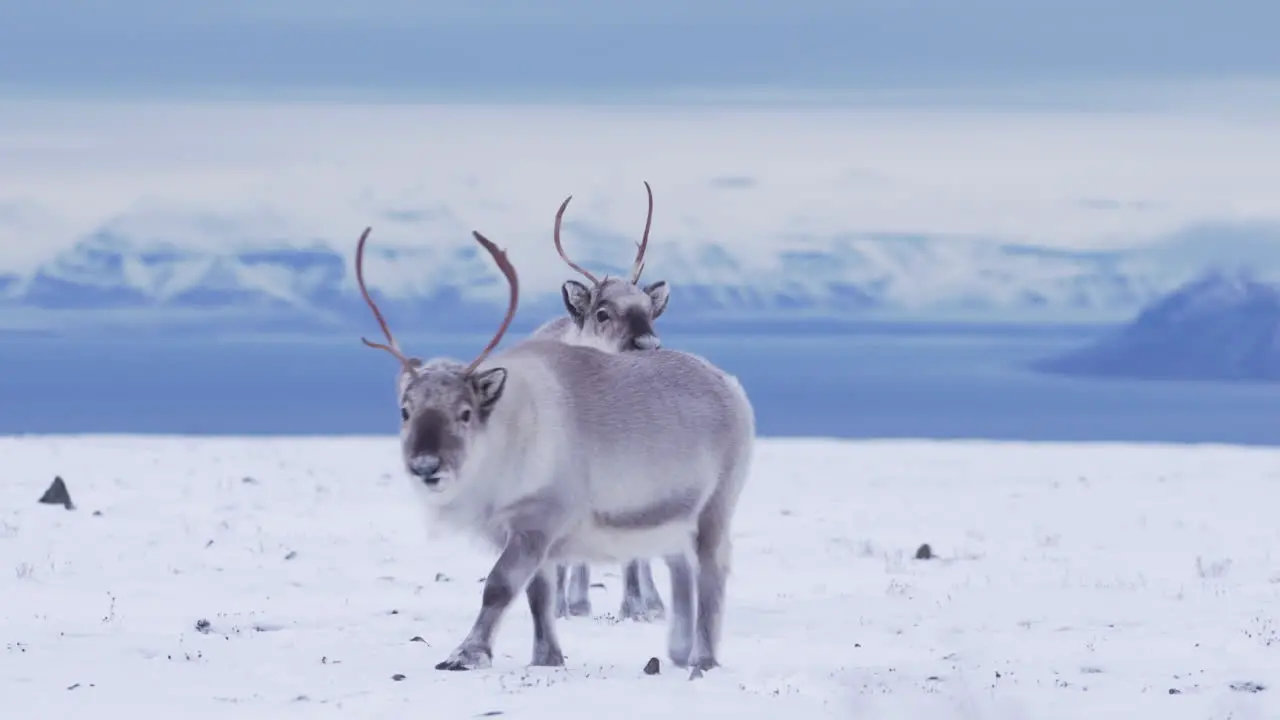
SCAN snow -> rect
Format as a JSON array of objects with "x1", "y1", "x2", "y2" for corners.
[{"x1": 2, "y1": 435, "x2": 1277, "y2": 719}]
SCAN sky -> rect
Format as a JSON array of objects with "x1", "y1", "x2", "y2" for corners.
[
  {"x1": 2, "y1": 1, "x2": 1280, "y2": 288},
  {"x1": 1, "y1": 1, "x2": 1278, "y2": 99}
]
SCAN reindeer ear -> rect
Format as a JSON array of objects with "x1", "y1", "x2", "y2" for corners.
[
  {"x1": 643, "y1": 281, "x2": 669, "y2": 319},
  {"x1": 562, "y1": 280, "x2": 591, "y2": 324},
  {"x1": 471, "y1": 367, "x2": 507, "y2": 417}
]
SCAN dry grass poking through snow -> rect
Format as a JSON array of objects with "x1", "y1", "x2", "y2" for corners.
[{"x1": 1, "y1": 436, "x2": 1278, "y2": 719}]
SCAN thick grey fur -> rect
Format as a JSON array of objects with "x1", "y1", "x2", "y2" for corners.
[
  {"x1": 392, "y1": 338, "x2": 755, "y2": 677},
  {"x1": 528, "y1": 275, "x2": 672, "y2": 622}
]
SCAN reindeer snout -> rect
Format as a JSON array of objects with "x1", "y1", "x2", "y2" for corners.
[
  {"x1": 408, "y1": 454, "x2": 443, "y2": 485},
  {"x1": 632, "y1": 333, "x2": 661, "y2": 350}
]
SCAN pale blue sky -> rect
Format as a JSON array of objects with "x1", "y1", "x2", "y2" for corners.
[{"x1": 1, "y1": 1, "x2": 1276, "y2": 99}]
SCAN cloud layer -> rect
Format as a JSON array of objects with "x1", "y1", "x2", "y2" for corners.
[{"x1": 3, "y1": 97, "x2": 1280, "y2": 281}]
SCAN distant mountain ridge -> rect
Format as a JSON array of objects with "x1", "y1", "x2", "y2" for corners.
[
  {"x1": 0, "y1": 224, "x2": 1268, "y2": 335},
  {"x1": 1032, "y1": 271, "x2": 1280, "y2": 382}
]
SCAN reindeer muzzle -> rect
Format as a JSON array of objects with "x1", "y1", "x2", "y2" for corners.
[
  {"x1": 631, "y1": 333, "x2": 661, "y2": 350},
  {"x1": 409, "y1": 454, "x2": 443, "y2": 486}
]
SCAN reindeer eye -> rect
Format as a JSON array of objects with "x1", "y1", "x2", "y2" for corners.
[
  {"x1": 459, "y1": 408, "x2": 473, "y2": 424},
  {"x1": 400, "y1": 407, "x2": 409, "y2": 422},
  {"x1": 594, "y1": 309, "x2": 610, "y2": 323}
]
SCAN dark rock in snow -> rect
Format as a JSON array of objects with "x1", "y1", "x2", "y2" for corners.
[
  {"x1": 38, "y1": 476, "x2": 74, "y2": 510},
  {"x1": 643, "y1": 657, "x2": 660, "y2": 675},
  {"x1": 1230, "y1": 681, "x2": 1266, "y2": 693},
  {"x1": 915, "y1": 543, "x2": 933, "y2": 560}
]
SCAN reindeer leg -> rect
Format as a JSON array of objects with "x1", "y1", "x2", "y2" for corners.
[
  {"x1": 567, "y1": 563, "x2": 592, "y2": 617},
  {"x1": 619, "y1": 559, "x2": 664, "y2": 621},
  {"x1": 526, "y1": 564, "x2": 565, "y2": 666},
  {"x1": 618, "y1": 559, "x2": 646, "y2": 620},
  {"x1": 437, "y1": 528, "x2": 550, "y2": 671},
  {"x1": 639, "y1": 559, "x2": 667, "y2": 619},
  {"x1": 687, "y1": 514, "x2": 730, "y2": 678},
  {"x1": 663, "y1": 552, "x2": 695, "y2": 668},
  {"x1": 554, "y1": 564, "x2": 570, "y2": 619}
]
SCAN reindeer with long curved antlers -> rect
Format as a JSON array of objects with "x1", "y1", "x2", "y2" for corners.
[
  {"x1": 357, "y1": 225, "x2": 754, "y2": 676},
  {"x1": 528, "y1": 182, "x2": 672, "y2": 623},
  {"x1": 532, "y1": 181, "x2": 669, "y2": 353}
]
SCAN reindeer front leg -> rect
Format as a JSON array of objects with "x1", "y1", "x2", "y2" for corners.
[
  {"x1": 436, "y1": 528, "x2": 551, "y2": 671},
  {"x1": 525, "y1": 564, "x2": 566, "y2": 666}
]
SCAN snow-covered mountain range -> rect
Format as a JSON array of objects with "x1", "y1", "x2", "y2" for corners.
[
  {"x1": 1032, "y1": 271, "x2": 1280, "y2": 382},
  {"x1": 0, "y1": 223, "x2": 1274, "y2": 335}
]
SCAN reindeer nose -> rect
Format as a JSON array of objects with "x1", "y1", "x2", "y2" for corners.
[
  {"x1": 632, "y1": 333, "x2": 661, "y2": 350},
  {"x1": 409, "y1": 455, "x2": 442, "y2": 483}
]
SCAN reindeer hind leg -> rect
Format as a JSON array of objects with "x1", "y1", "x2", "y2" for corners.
[
  {"x1": 687, "y1": 505, "x2": 732, "y2": 676},
  {"x1": 619, "y1": 559, "x2": 665, "y2": 621},
  {"x1": 554, "y1": 564, "x2": 569, "y2": 619},
  {"x1": 662, "y1": 551, "x2": 695, "y2": 667},
  {"x1": 567, "y1": 563, "x2": 592, "y2": 617}
]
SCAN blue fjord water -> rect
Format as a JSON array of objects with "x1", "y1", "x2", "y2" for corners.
[{"x1": 3, "y1": 331, "x2": 1280, "y2": 445}]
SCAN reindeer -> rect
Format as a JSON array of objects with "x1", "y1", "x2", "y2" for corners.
[
  {"x1": 354, "y1": 225, "x2": 754, "y2": 677},
  {"x1": 528, "y1": 182, "x2": 671, "y2": 623},
  {"x1": 530, "y1": 181, "x2": 669, "y2": 352}
]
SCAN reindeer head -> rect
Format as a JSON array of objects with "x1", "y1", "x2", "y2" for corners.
[
  {"x1": 354, "y1": 227, "x2": 518, "y2": 495},
  {"x1": 553, "y1": 181, "x2": 669, "y2": 352}
]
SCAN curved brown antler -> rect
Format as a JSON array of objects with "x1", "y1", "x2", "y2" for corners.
[
  {"x1": 354, "y1": 227, "x2": 417, "y2": 371},
  {"x1": 464, "y1": 231, "x2": 519, "y2": 375},
  {"x1": 628, "y1": 180, "x2": 654, "y2": 284},
  {"x1": 552, "y1": 195, "x2": 601, "y2": 286}
]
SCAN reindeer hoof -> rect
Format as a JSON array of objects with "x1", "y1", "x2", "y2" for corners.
[
  {"x1": 435, "y1": 645, "x2": 492, "y2": 671},
  {"x1": 688, "y1": 656, "x2": 719, "y2": 677},
  {"x1": 567, "y1": 600, "x2": 592, "y2": 617},
  {"x1": 530, "y1": 646, "x2": 565, "y2": 667},
  {"x1": 645, "y1": 598, "x2": 667, "y2": 619},
  {"x1": 619, "y1": 596, "x2": 665, "y2": 622}
]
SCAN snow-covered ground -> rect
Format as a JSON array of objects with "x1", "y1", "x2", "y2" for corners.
[{"x1": 1, "y1": 436, "x2": 1277, "y2": 719}]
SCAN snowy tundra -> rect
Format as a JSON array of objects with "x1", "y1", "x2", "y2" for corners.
[
  {"x1": 353, "y1": 226, "x2": 755, "y2": 676},
  {"x1": 2, "y1": 436, "x2": 1278, "y2": 719}
]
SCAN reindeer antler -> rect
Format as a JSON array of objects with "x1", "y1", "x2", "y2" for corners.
[
  {"x1": 354, "y1": 227, "x2": 418, "y2": 371},
  {"x1": 552, "y1": 195, "x2": 601, "y2": 286},
  {"x1": 629, "y1": 180, "x2": 654, "y2": 285},
  {"x1": 464, "y1": 231, "x2": 519, "y2": 375}
]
